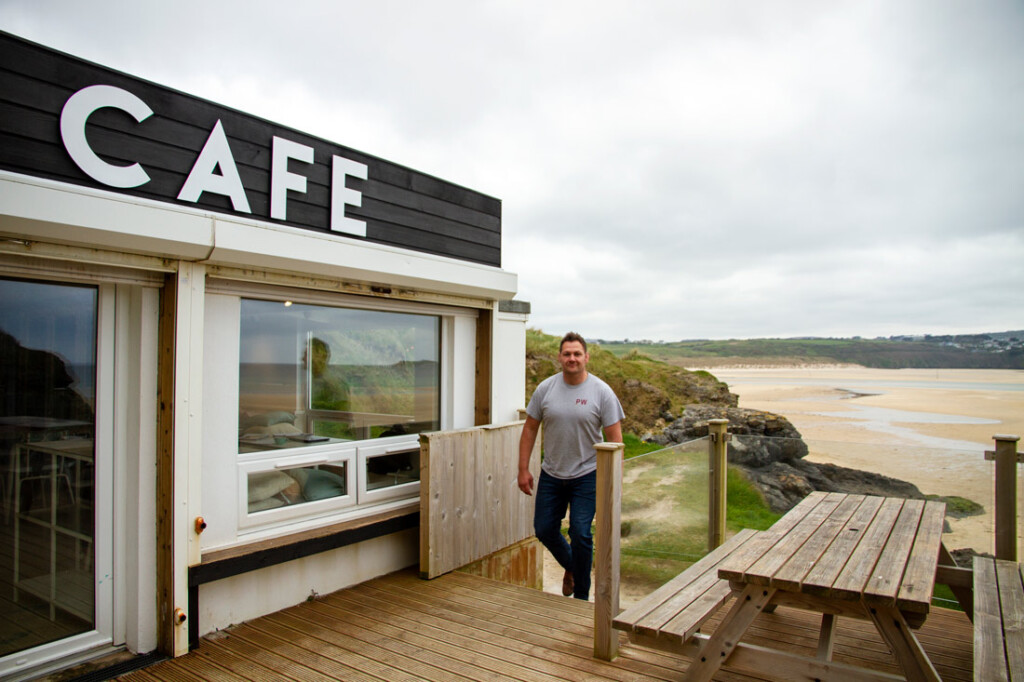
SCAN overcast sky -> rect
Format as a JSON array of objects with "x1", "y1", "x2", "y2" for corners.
[{"x1": 3, "y1": 1, "x2": 1021, "y2": 341}]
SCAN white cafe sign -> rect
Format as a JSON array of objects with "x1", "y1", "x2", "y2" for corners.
[{"x1": 60, "y1": 85, "x2": 369, "y2": 237}]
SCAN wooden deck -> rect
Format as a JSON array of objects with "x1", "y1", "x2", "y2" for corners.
[{"x1": 121, "y1": 568, "x2": 973, "y2": 681}]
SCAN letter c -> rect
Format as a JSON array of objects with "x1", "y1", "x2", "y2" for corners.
[{"x1": 60, "y1": 85, "x2": 153, "y2": 188}]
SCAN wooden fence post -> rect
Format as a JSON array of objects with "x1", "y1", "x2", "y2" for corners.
[
  {"x1": 986, "y1": 434, "x2": 1021, "y2": 561},
  {"x1": 708, "y1": 419, "x2": 729, "y2": 550},
  {"x1": 594, "y1": 441, "x2": 623, "y2": 661}
]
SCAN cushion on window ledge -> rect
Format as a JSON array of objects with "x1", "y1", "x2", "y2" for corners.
[
  {"x1": 244, "y1": 422, "x2": 303, "y2": 436},
  {"x1": 240, "y1": 411, "x2": 295, "y2": 429},
  {"x1": 248, "y1": 496, "x2": 287, "y2": 512},
  {"x1": 288, "y1": 467, "x2": 347, "y2": 501},
  {"x1": 248, "y1": 470, "x2": 300, "y2": 504}
]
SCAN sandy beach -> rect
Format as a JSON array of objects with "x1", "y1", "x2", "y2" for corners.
[{"x1": 706, "y1": 367, "x2": 1024, "y2": 554}]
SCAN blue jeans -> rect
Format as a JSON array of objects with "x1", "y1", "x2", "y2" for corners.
[{"x1": 533, "y1": 469, "x2": 596, "y2": 600}]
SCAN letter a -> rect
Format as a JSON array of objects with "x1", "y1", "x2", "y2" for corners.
[{"x1": 177, "y1": 120, "x2": 251, "y2": 213}]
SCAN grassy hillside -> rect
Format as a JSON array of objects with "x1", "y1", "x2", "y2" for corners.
[
  {"x1": 525, "y1": 329, "x2": 735, "y2": 435},
  {"x1": 600, "y1": 334, "x2": 1024, "y2": 369}
]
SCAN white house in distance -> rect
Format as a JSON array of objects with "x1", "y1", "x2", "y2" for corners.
[{"x1": 0, "y1": 31, "x2": 529, "y2": 679}]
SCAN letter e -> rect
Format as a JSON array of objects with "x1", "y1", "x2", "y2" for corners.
[{"x1": 330, "y1": 155, "x2": 368, "y2": 236}]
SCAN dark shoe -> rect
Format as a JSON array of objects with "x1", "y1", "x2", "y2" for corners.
[{"x1": 561, "y1": 569, "x2": 574, "y2": 597}]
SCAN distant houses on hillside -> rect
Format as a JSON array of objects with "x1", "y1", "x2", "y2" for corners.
[{"x1": 887, "y1": 333, "x2": 1023, "y2": 353}]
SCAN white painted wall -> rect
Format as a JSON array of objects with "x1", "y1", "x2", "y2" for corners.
[
  {"x1": 199, "y1": 294, "x2": 242, "y2": 550},
  {"x1": 452, "y1": 314, "x2": 478, "y2": 429},
  {"x1": 114, "y1": 285, "x2": 160, "y2": 654},
  {"x1": 494, "y1": 310, "x2": 529, "y2": 424},
  {"x1": 198, "y1": 529, "x2": 418, "y2": 634}
]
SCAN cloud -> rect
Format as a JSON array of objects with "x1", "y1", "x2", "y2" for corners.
[{"x1": 2, "y1": 0, "x2": 1021, "y2": 340}]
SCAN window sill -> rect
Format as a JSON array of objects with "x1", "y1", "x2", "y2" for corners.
[{"x1": 191, "y1": 500, "x2": 419, "y2": 586}]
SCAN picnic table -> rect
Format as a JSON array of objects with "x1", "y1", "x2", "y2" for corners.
[{"x1": 686, "y1": 491, "x2": 951, "y2": 682}]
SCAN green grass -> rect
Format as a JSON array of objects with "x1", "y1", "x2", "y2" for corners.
[
  {"x1": 622, "y1": 432, "x2": 662, "y2": 459},
  {"x1": 617, "y1": 445, "x2": 782, "y2": 590},
  {"x1": 932, "y1": 583, "x2": 963, "y2": 611},
  {"x1": 925, "y1": 494, "x2": 984, "y2": 518},
  {"x1": 726, "y1": 468, "x2": 783, "y2": 531}
]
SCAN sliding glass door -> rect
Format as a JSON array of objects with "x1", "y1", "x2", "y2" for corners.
[{"x1": 0, "y1": 277, "x2": 97, "y2": 657}]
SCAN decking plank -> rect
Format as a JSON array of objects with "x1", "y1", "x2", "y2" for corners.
[
  {"x1": 326, "y1": 584, "x2": 655, "y2": 682},
  {"x1": 368, "y1": 571, "x2": 696, "y2": 680},
  {"x1": 155, "y1": 644, "x2": 249, "y2": 681},
  {"x1": 196, "y1": 629, "x2": 342, "y2": 682},
  {"x1": 190, "y1": 636, "x2": 312, "y2": 682},
  {"x1": 377, "y1": 570, "x2": 595, "y2": 637},
  {"x1": 272, "y1": 604, "x2": 508, "y2": 682},
  {"x1": 300, "y1": 594, "x2": 579, "y2": 682},
  {"x1": 130, "y1": 567, "x2": 972, "y2": 682},
  {"x1": 239, "y1": 615, "x2": 415, "y2": 682}
]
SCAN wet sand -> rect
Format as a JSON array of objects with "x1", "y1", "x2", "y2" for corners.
[{"x1": 706, "y1": 367, "x2": 1024, "y2": 554}]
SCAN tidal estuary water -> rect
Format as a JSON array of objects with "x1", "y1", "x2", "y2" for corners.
[{"x1": 702, "y1": 366, "x2": 1024, "y2": 554}]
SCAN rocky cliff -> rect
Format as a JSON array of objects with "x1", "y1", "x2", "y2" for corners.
[{"x1": 645, "y1": 404, "x2": 926, "y2": 512}]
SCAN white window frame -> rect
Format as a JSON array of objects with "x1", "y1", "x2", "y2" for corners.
[
  {"x1": 237, "y1": 442, "x2": 357, "y2": 529},
  {"x1": 356, "y1": 436, "x2": 422, "y2": 506},
  {"x1": 206, "y1": 281, "x2": 472, "y2": 536}
]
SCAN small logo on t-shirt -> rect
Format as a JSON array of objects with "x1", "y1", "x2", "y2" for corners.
[{"x1": 576, "y1": 398, "x2": 588, "y2": 406}]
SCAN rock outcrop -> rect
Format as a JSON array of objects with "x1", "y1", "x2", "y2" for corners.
[{"x1": 645, "y1": 404, "x2": 925, "y2": 512}]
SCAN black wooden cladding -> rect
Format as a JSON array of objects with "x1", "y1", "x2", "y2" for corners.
[{"x1": 0, "y1": 32, "x2": 502, "y2": 267}]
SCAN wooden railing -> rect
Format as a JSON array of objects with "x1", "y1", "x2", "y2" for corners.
[
  {"x1": 986, "y1": 434, "x2": 1021, "y2": 561},
  {"x1": 593, "y1": 442, "x2": 624, "y2": 660},
  {"x1": 419, "y1": 421, "x2": 539, "y2": 579}
]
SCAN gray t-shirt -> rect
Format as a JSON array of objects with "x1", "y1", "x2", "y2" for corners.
[{"x1": 526, "y1": 373, "x2": 625, "y2": 479}]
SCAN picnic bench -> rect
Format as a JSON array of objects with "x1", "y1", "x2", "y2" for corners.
[
  {"x1": 608, "y1": 492, "x2": 958, "y2": 682},
  {"x1": 613, "y1": 528, "x2": 760, "y2": 649},
  {"x1": 973, "y1": 556, "x2": 1024, "y2": 682}
]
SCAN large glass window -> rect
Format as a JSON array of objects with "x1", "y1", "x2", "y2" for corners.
[
  {"x1": 238, "y1": 298, "x2": 438, "y2": 517},
  {"x1": 0, "y1": 277, "x2": 97, "y2": 657}
]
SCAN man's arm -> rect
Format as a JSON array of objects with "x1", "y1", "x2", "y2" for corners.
[
  {"x1": 603, "y1": 420, "x2": 623, "y2": 444},
  {"x1": 518, "y1": 415, "x2": 541, "y2": 495}
]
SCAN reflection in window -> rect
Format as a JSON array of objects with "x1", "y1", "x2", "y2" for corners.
[
  {"x1": 247, "y1": 464, "x2": 349, "y2": 514},
  {"x1": 238, "y1": 299, "x2": 440, "y2": 439},
  {"x1": 366, "y1": 448, "x2": 419, "y2": 491},
  {"x1": 0, "y1": 277, "x2": 97, "y2": 656}
]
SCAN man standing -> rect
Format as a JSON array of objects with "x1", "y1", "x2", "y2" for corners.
[{"x1": 518, "y1": 332, "x2": 624, "y2": 600}]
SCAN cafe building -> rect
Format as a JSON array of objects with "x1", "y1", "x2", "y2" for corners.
[{"x1": 0, "y1": 31, "x2": 529, "y2": 678}]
